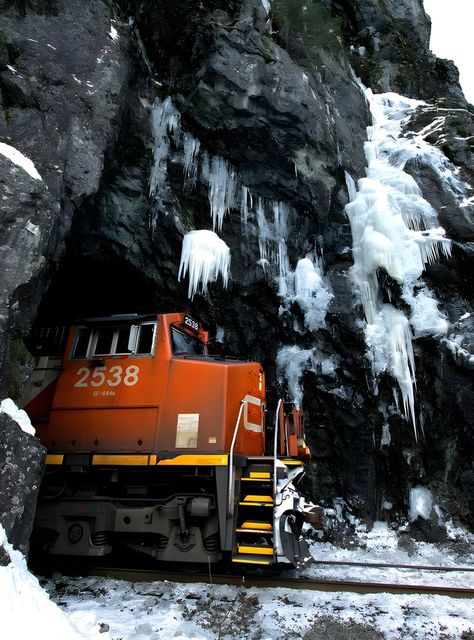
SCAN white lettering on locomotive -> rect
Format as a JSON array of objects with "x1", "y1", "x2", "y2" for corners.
[{"x1": 74, "y1": 365, "x2": 140, "y2": 388}]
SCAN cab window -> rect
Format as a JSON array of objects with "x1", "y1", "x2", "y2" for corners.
[
  {"x1": 71, "y1": 322, "x2": 156, "y2": 358},
  {"x1": 72, "y1": 327, "x2": 92, "y2": 359},
  {"x1": 171, "y1": 327, "x2": 206, "y2": 356},
  {"x1": 137, "y1": 324, "x2": 155, "y2": 354}
]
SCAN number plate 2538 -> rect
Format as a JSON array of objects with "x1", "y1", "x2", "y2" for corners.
[{"x1": 74, "y1": 365, "x2": 140, "y2": 388}]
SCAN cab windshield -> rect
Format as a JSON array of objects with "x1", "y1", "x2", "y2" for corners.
[{"x1": 171, "y1": 327, "x2": 207, "y2": 356}]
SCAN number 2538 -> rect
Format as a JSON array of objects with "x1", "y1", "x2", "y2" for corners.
[{"x1": 74, "y1": 365, "x2": 140, "y2": 388}]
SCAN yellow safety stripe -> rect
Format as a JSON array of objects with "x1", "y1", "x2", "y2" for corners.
[
  {"x1": 238, "y1": 546, "x2": 273, "y2": 556},
  {"x1": 157, "y1": 454, "x2": 228, "y2": 466},
  {"x1": 240, "y1": 521, "x2": 272, "y2": 530},
  {"x1": 239, "y1": 501, "x2": 273, "y2": 507},
  {"x1": 232, "y1": 558, "x2": 272, "y2": 565},
  {"x1": 92, "y1": 455, "x2": 150, "y2": 466},
  {"x1": 49, "y1": 453, "x2": 228, "y2": 467},
  {"x1": 249, "y1": 472, "x2": 271, "y2": 479},
  {"x1": 280, "y1": 459, "x2": 304, "y2": 466},
  {"x1": 243, "y1": 495, "x2": 273, "y2": 502}
]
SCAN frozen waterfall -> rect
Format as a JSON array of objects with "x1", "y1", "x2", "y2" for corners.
[{"x1": 346, "y1": 90, "x2": 453, "y2": 436}]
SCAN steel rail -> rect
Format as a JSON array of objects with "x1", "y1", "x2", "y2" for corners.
[
  {"x1": 51, "y1": 566, "x2": 474, "y2": 599},
  {"x1": 310, "y1": 559, "x2": 474, "y2": 572}
]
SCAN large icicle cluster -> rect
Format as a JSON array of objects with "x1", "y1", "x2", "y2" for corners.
[
  {"x1": 178, "y1": 230, "x2": 230, "y2": 300},
  {"x1": 346, "y1": 90, "x2": 453, "y2": 436},
  {"x1": 149, "y1": 97, "x2": 238, "y2": 231},
  {"x1": 148, "y1": 97, "x2": 238, "y2": 297}
]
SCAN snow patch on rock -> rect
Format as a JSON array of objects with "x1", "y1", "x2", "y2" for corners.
[
  {"x1": 0, "y1": 142, "x2": 43, "y2": 181},
  {"x1": 0, "y1": 398, "x2": 35, "y2": 436}
]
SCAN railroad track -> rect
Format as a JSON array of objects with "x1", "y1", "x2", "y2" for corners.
[
  {"x1": 48, "y1": 564, "x2": 474, "y2": 599},
  {"x1": 311, "y1": 559, "x2": 474, "y2": 572}
]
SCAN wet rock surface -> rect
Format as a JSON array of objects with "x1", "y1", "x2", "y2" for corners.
[
  {"x1": 0, "y1": 412, "x2": 45, "y2": 554},
  {"x1": 0, "y1": 0, "x2": 472, "y2": 534}
]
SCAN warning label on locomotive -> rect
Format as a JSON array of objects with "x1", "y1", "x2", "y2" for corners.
[{"x1": 175, "y1": 413, "x2": 199, "y2": 448}]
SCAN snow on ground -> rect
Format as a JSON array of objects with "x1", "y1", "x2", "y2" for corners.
[
  {"x1": 41, "y1": 569, "x2": 474, "y2": 640},
  {"x1": 34, "y1": 526, "x2": 473, "y2": 640},
  {"x1": 3, "y1": 517, "x2": 472, "y2": 639},
  {"x1": 0, "y1": 525, "x2": 92, "y2": 640}
]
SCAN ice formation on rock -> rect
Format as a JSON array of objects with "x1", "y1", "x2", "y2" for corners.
[
  {"x1": 183, "y1": 133, "x2": 200, "y2": 188},
  {"x1": 208, "y1": 156, "x2": 237, "y2": 231},
  {"x1": 276, "y1": 346, "x2": 337, "y2": 408},
  {"x1": 293, "y1": 257, "x2": 333, "y2": 332},
  {"x1": 409, "y1": 486, "x2": 433, "y2": 521},
  {"x1": 178, "y1": 229, "x2": 230, "y2": 299},
  {"x1": 149, "y1": 97, "x2": 181, "y2": 207},
  {"x1": 346, "y1": 90, "x2": 452, "y2": 435},
  {"x1": 149, "y1": 97, "x2": 241, "y2": 232},
  {"x1": 276, "y1": 346, "x2": 314, "y2": 409}
]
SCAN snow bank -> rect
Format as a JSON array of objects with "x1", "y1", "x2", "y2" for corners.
[
  {"x1": 178, "y1": 229, "x2": 230, "y2": 299},
  {"x1": 0, "y1": 398, "x2": 35, "y2": 436},
  {"x1": 0, "y1": 525, "x2": 95, "y2": 640},
  {"x1": 0, "y1": 142, "x2": 43, "y2": 181}
]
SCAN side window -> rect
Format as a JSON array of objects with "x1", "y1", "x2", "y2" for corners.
[
  {"x1": 72, "y1": 322, "x2": 157, "y2": 358},
  {"x1": 72, "y1": 327, "x2": 92, "y2": 359},
  {"x1": 137, "y1": 324, "x2": 155, "y2": 354},
  {"x1": 115, "y1": 326, "x2": 132, "y2": 354},
  {"x1": 95, "y1": 328, "x2": 114, "y2": 355}
]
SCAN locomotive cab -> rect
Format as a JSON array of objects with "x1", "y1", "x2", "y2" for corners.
[{"x1": 24, "y1": 313, "x2": 317, "y2": 567}]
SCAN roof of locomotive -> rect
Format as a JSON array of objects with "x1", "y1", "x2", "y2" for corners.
[{"x1": 74, "y1": 313, "x2": 162, "y2": 325}]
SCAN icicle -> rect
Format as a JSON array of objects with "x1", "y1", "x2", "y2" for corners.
[
  {"x1": 149, "y1": 97, "x2": 181, "y2": 199},
  {"x1": 241, "y1": 186, "x2": 253, "y2": 224},
  {"x1": 178, "y1": 230, "x2": 230, "y2": 300},
  {"x1": 344, "y1": 171, "x2": 357, "y2": 202},
  {"x1": 183, "y1": 133, "x2": 201, "y2": 187},
  {"x1": 256, "y1": 197, "x2": 269, "y2": 261},
  {"x1": 208, "y1": 156, "x2": 237, "y2": 231}
]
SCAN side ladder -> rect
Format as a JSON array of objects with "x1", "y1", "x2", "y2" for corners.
[{"x1": 232, "y1": 459, "x2": 275, "y2": 566}]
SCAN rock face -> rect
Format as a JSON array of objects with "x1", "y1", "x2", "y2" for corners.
[
  {"x1": 0, "y1": 0, "x2": 473, "y2": 536},
  {"x1": 0, "y1": 413, "x2": 45, "y2": 554}
]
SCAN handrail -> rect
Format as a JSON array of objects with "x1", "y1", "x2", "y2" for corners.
[
  {"x1": 227, "y1": 400, "x2": 247, "y2": 517},
  {"x1": 273, "y1": 399, "x2": 283, "y2": 506}
]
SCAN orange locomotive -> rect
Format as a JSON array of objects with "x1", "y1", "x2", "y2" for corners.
[{"x1": 24, "y1": 313, "x2": 318, "y2": 567}]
